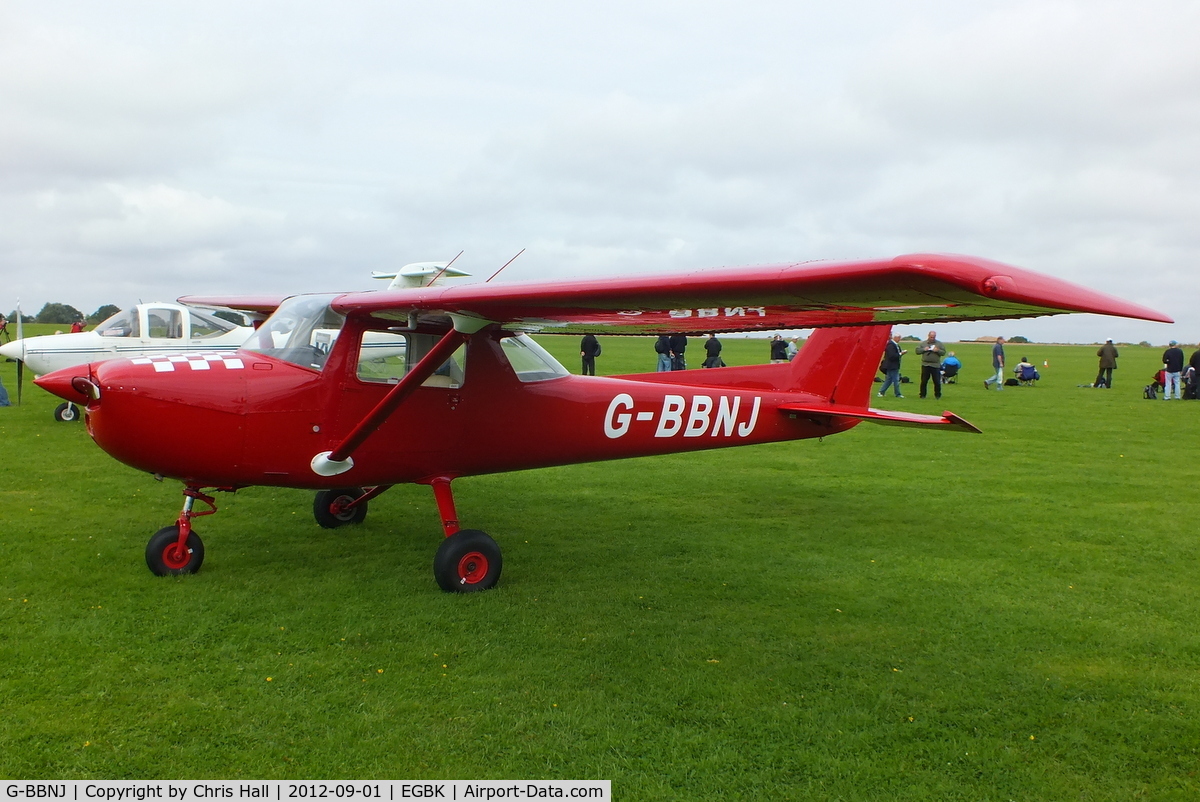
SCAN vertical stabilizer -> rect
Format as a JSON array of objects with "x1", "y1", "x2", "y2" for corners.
[{"x1": 784, "y1": 325, "x2": 892, "y2": 407}]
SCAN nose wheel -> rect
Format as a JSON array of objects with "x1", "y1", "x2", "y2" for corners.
[
  {"x1": 146, "y1": 525, "x2": 205, "y2": 575},
  {"x1": 146, "y1": 487, "x2": 217, "y2": 576},
  {"x1": 53, "y1": 402, "x2": 79, "y2": 422}
]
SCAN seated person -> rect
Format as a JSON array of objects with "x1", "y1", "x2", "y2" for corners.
[
  {"x1": 941, "y1": 351, "x2": 962, "y2": 382},
  {"x1": 1015, "y1": 357, "x2": 1039, "y2": 382}
]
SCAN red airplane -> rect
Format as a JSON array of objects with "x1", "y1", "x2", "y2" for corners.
[{"x1": 36, "y1": 254, "x2": 1169, "y2": 591}]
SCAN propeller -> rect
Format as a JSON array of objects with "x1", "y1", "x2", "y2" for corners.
[{"x1": 14, "y1": 302, "x2": 22, "y2": 405}]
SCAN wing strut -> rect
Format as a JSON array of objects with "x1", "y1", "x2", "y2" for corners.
[{"x1": 311, "y1": 329, "x2": 469, "y2": 477}]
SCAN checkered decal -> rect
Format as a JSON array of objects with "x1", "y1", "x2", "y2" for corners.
[{"x1": 130, "y1": 353, "x2": 245, "y2": 372}]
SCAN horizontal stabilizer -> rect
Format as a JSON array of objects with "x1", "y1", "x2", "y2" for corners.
[{"x1": 778, "y1": 403, "x2": 982, "y2": 434}]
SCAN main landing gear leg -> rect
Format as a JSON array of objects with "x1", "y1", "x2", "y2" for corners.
[
  {"x1": 145, "y1": 487, "x2": 215, "y2": 576},
  {"x1": 426, "y1": 477, "x2": 502, "y2": 593}
]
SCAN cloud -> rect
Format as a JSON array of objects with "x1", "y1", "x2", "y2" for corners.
[{"x1": 0, "y1": 0, "x2": 1194, "y2": 342}]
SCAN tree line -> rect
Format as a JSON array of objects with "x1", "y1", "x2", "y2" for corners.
[{"x1": 6, "y1": 303, "x2": 122, "y2": 325}]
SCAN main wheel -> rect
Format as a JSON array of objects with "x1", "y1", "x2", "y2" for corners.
[
  {"x1": 313, "y1": 488, "x2": 368, "y2": 528},
  {"x1": 433, "y1": 529, "x2": 502, "y2": 593},
  {"x1": 146, "y1": 525, "x2": 205, "y2": 576},
  {"x1": 53, "y1": 402, "x2": 79, "y2": 422}
]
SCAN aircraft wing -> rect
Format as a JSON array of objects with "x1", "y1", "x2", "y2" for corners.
[
  {"x1": 178, "y1": 295, "x2": 290, "y2": 318},
  {"x1": 324, "y1": 253, "x2": 1171, "y2": 335}
]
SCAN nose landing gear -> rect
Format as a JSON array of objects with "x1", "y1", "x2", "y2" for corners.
[{"x1": 145, "y1": 488, "x2": 216, "y2": 576}]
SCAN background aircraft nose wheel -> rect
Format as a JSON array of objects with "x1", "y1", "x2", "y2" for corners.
[
  {"x1": 313, "y1": 487, "x2": 368, "y2": 528},
  {"x1": 146, "y1": 525, "x2": 205, "y2": 576},
  {"x1": 433, "y1": 529, "x2": 502, "y2": 593},
  {"x1": 53, "y1": 402, "x2": 79, "y2": 422}
]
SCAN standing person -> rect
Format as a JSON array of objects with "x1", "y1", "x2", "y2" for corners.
[
  {"x1": 984, "y1": 337, "x2": 1006, "y2": 390},
  {"x1": 916, "y1": 330, "x2": 946, "y2": 400},
  {"x1": 769, "y1": 335, "x2": 788, "y2": 363},
  {"x1": 654, "y1": 335, "x2": 672, "y2": 372},
  {"x1": 668, "y1": 333, "x2": 688, "y2": 371},
  {"x1": 878, "y1": 333, "x2": 906, "y2": 398},
  {"x1": 703, "y1": 333, "x2": 724, "y2": 368},
  {"x1": 786, "y1": 337, "x2": 800, "y2": 361},
  {"x1": 70, "y1": 317, "x2": 85, "y2": 334},
  {"x1": 1095, "y1": 338, "x2": 1118, "y2": 388},
  {"x1": 580, "y1": 334, "x2": 600, "y2": 376},
  {"x1": 1162, "y1": 340, "x2": 1185, "y2": 400},
  {"x1": 0, "y1": 312, "x2": 11, "y2": 343},
  {"x1": 0, "y1": 374, "x2": 9, "y2": 406}
]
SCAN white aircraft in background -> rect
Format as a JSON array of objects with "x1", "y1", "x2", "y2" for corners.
[
  {"x1": 3, "y1": 260, "x2": 477, "y2": 420},
  {"x1": 0, "y1": 302, "x2": 252, "y2": 420}
]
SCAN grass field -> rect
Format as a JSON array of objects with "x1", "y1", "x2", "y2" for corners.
[{"x1": 1, "y1": 333, "x2": 1198, "y2": 798}]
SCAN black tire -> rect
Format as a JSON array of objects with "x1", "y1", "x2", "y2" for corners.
[
  {"x1": 146, "y1": 525, "x2": 205, "y2": 576},
  {"x1": 53, "y1": 402, "x2": 79, "y2": 422},
  {"x1": 313, "y1": 488, "x2": 368, "y2": 528},
  {"x1": 433, "y1": 529, "x2": 502, "y2": 593}
]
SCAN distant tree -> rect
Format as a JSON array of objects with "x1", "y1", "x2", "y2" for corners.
[
  {"x1": 1139, "y1": 341, "x2": 1152, "y2": 347},
  {"x1": 34, "y1": 302, "x2": 85, "y2": 324},
  {"x1": 900, "y1": 335, "x2": 921, "y2": 341},
  {"x1": 7, "y1": 310, "x2": 35, "y2": 324},
  {"x1": 88, "y1": 304, "x2": 122, "y2": 325},
  {"x1": 1008, "y1": 335, "x2": 1029, "y2": 343}
]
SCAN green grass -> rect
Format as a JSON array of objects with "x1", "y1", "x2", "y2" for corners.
[{"x1": 1, "y1": 337, "x2": 1198, "y2": 799}]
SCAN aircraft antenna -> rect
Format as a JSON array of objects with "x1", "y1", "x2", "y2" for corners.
[
  {"x1": 486, "y1": 249, "x2": 525, "y2": 283},
  {"x1": 427, "y1": 251, "x2": 464, "y2": 287}
]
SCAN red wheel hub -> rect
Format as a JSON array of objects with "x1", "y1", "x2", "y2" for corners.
[
  {"x1": 161, "y1": 543, "x2": 192, "y2": 570},
  {"x1": 457, "y1": 551, "x2": 489, "y2": 584}
]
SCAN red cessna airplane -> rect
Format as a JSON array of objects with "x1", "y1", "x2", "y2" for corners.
[{"x1": 37, "y1": 254, "x2": 1168, "y2": 592}]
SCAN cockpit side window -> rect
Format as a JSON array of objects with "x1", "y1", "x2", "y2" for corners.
[
  {"x1": 147, "y1": 308, "x2": 184, "y2": 339},
  {"x1": 96, "y1": 308, "x2": 140, "y2": 338},
  {"x1": 500, "y1": 334, "x2": 569, "y2": 382}
]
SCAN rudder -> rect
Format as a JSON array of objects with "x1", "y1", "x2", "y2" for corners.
[{"x1": 783, "y1": 325, "x2": 892, "y2": 407}]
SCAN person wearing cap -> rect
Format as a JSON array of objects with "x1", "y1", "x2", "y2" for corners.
[
  {"x1": 1095, "y1": 338, "x2": 1119, "y2": 388},
  {"x1": 1162, "y1": 340, "x2": 1185, "y2": 400}
]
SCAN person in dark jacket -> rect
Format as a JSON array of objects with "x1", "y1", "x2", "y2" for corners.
[
  {"x1": 1187, "y1": 347, "x2": 1200, "y2": 399},
  {"x1": 654, "y1": 335, "x2": 672, "y2": 372},
  {"x1": 1095, "y1": 338, "x2": 1118, "y2": 388},
  {"x1": 1162, "y1": 340, "x2": 1185, "y2": 400},
  {"x1": 669, "y1": 334, "x2": 688, "y2": 370},
  {"x1": 703, "y1": 333, "x2": 724, "y2": 368},
  {"x1": 769, "y1": 335, "x2": 788, "y2": 363},
  {"x1": 878, "y1": 333, "x2": 906, "y2": 398},
  {"x1": 580, "y1": 334, "x2": 601, "y2": 376}
]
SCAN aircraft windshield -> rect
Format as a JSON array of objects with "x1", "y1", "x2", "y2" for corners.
[
  {"x1": 243, "y1": 294, "x2": 345, "y2": 371},
  {"x1": 96, "y1": 308, "x2": 140, "y2": 338}
]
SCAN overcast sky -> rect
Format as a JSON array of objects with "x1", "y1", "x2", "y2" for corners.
[{"x1": 2, "y1": 0, "x2": 1196, "y2": 344}]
